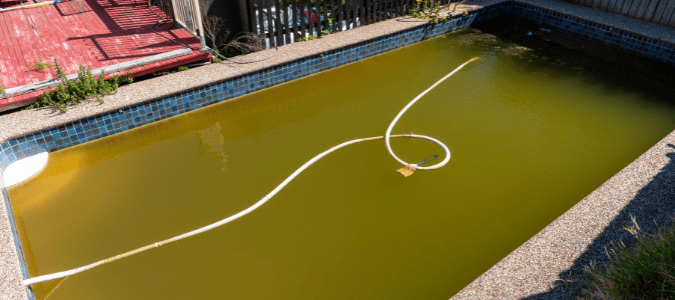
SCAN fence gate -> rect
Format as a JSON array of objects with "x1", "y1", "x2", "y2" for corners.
[{"x1": 151, "y1": 0, "x2": 207, "y2": 48}]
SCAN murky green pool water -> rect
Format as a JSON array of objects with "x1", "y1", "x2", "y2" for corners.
[{"x1": 10, "y1": 20, "x2": 675, "y2": 299}]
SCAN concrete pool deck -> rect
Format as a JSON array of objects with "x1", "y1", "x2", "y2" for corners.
[{"x1": 1, "y1": 0, "x2": 675, "y2": 298}]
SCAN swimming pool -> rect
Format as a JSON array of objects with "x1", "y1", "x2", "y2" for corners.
[{"x1": 7, "y1": 17, "x2": 675, "y2": 299}]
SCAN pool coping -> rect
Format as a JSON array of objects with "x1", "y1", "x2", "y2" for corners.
[{"x1": 1, "y1": 0, "x2": 675, "y2": 298}]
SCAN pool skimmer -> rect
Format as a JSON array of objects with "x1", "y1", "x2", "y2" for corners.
[{"x1": 2, "y1": 152, "x2": 49, "y2": 188}]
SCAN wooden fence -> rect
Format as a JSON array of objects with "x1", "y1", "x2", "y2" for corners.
[
  {"x1": 565, "y1": 0, "x2": 675, "y2": 28},
  {"x1": 242, "y1": 0, "x2": 464, "y2": 47}
]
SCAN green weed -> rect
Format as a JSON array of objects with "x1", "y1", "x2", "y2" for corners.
[
  {"x1": 26, "y1": 59, "x2": 132, "y2": 113},
  {"x1": 213, "y1": 46, "x2": 248, "y2": 62},
  {"x1": 410, "y1": 0, "x2": 449, "y2": 24},
  {"x1": 29, "y1": 60, "x2": 53, "y2": 71}
]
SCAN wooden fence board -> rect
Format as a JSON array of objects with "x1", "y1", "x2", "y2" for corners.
[
  {"x1": 322, "y1": 0, "x2": 328, "y2": 32},
  {"x1": 329, "y1": 0, "x2": 337, "y2": 32},
  {"x1": 643, "y1": 0, "x2": 661, "y2": 21},
  {"x1": 566, "y1": 0, "x2": 675, "y2": 27},
  {"x1": 291, "y1": 0, "x2": 299, "y2": 40},
  {"x1": 660, "y1": 0, "x2": 675, "y2": 24},
  {"x1": 635, "y1": 0, "x2": 652, "y2": 19},
  {"x1": 273, "y1": 0, "x2": 285, "y2": 45},
  {"x1": 624, "y1": 0, "x2": 640, "y2": 16},
  {"x1": 335, "y1": 0, "x2": 345, "y2": 30},
  {"x1": 599, "y1": 0, "x2": 612, "y2": 10},
  {"x1": 610, "y1": 0, "x2": 624, "y2": 13},
  {"x1": 307, "y1": 0, "x2": 314, "y2": 36},
  {"x1": 602, "y1": 0, "x2": 617, "y2": 11},
  {"x1": 247, "y1": 0, "x2": 257, "y2": 32},
  {"x1": 265, "y1": 0, "x2": 276, "y2": 46},
  {"x1": 257, "y1": 0, "x2": 267, "y2": 37},
  {"x1": 615, "y1": 0, "x2": 627, "y2": 13},
  {"x1": 669, "y1": 5, "x2": 675, "y2": 25},
  {"x1": 358, "y1": 0, "x2": 365, "y2": 27},
  {"x1": 349, "y1": 0, "x2": 355, "y2": 30},
  {"x1": 652, "y1": 0, "x2": 670, "y2": 23}
]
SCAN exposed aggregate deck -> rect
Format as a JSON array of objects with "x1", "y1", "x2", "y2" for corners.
[{"x1": 2, "y1": 0, "x2": 675, "y2": 299}]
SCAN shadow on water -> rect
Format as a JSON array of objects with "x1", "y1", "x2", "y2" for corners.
[
  {"x1": 459, "y1": 17, "x2": 675, "y2": 299},
  {"x1": 468, "y1": 16, "x2": 675, "y2": 97},
  {"x1": 522, "y1": 145, "x2": 675, "y2": 299}
]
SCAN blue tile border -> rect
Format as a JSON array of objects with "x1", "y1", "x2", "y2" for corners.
[
  {"x1": 0, "y1": 2, "x2": 674, "y2": 298},
  {"x1": 511, "y1": 2, "x2": 675, "y2": 64}
]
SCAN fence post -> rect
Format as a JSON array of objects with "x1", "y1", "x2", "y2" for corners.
[
  {"x1": 192, "y1": 0, "x2": 207, "y2": 49},
  {"x1": 238, "y1": 0, "x2": 252, "y2": 33}
]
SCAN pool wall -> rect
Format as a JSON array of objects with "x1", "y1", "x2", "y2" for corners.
[{"x1": 1, "y1": 1, "x2": 675, "y2": 298}]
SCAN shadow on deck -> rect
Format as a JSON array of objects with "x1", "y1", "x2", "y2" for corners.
[{"x1": 524, "y1": 144, "x2": 675, "y2": 299}]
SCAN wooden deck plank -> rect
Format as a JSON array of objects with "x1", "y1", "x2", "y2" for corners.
[
  {"x1": 26, "y1": 8, "x2": 54, "y2": 83},
  {"x1": 13, "y1": 11, "x2": 43, "y2": 84},
  {"x1": 4, "y1": 11, "x2": 36, "y2": 87},
  {"x1": 61, "y1": 1, "x2": 107, "y2": 70},
  {"x1": 27, "y1": 6, "x2": 60, "y2": 82},
  {"x1": 3, "y1": 11, "x2": 28, "y2": 87},
  {"x1": 0, "y1": 13, "x2": 20, "y2": 89},
  {"x1": 33, "y1": 4, "x2": 81, "y2": 75}
]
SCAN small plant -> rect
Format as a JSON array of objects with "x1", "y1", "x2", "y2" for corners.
[
  {"x1": 410, "y1": 0, "x2": 448, "y2": 24},
  {"x1": 299, "y1": 35, "x2": 316, "y2": 42},
  {"x1": 299, "y1": 15, "x2": 334, "y2": 41},
  {"x1": 212, "y1": 46, "x2": 248, "y2": 62},
  {"x1": 0, "y1": 85, "x2": 5, "y2": 95},
  {"x1": 26, "y1": 59, "x2": 133, "y2": 113},
  {"x1": 581, "y1": 215, "x2": 675, "y2": 299},
  {"x1": 177, "y1": 66, "x2": 189, "y2": 72},
  {"x1": 320, "y1": 15, "x2": 333, "y2": 37},
  {"x1": 29, "y1": 60, "x2": 53, "y2": 71}
]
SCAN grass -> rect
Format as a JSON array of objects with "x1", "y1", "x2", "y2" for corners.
[{"x1": 581, "y1": 215, "x2": 675, "y2": 299}]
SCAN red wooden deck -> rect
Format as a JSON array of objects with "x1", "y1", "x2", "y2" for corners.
[{"x1": 0, "y1": 0, "x2": 210, "y2": 111}]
